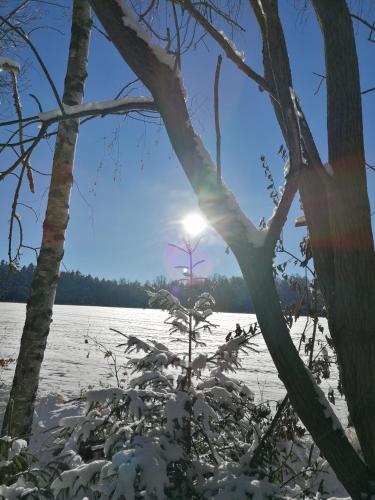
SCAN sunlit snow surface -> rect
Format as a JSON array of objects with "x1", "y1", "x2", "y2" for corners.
[{"x1": 0, "y1": 303, "x2": 347, "y2": 423}]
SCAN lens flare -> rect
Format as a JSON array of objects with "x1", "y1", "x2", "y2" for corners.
[{"x1": 182, "y1": 213, "x2": 207, "y2": 237}]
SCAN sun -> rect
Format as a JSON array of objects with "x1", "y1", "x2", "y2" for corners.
[{"x1": 182, "y1": 213, "x2": 207, "y2": 237}]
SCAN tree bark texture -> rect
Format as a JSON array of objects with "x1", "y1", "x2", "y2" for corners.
[
  {"x1": 90, "y1": 1, "x2": 371, "y2": 496},
  {"x1": 311, "y1": 0, "x2": 375, "y2": 476},
  {"x1": 250, "y1": 0, "x2": 375, "y2": 493},
  {"x1": 1, "y1": 0, "x2": 92, "y2": 440},
  {"x1": 251, "y1": 0, "x2": 337, "y2": 305}
]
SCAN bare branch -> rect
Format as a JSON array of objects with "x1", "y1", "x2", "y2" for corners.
[
  {"x1": 190, "y1": 1, "x2": 245, "y2": 32},
  {"x1": 178, "y1": 0, "x2": 271, "y2": 93},
  {"x1": 0, "y1": 124, "x2": 46, "y2": 181},
  {"x1": 312, "y1": 71, "x2": 325, "y2": 95},
  {"x1": 93, "y1": 22, "x2": 111, "y2": 41},
  {"x1": 362, "y1": 86, "x2": 375, "y2": 95},
  {"x1": 171, "y1": 1, "x2": 182, "y2": 70},
  {"x1": 8, "y1": 166, "x2": 26, "y2": 264},
  {"x1": 264, "y1": 175, "x2": 299, "y2": 250},
  {"x1": 17, "y1": 202, "x2": 39, "y2": 221},
  {"x1": 1, "y1": 1, "x2": 30, "y2": 27},
  {"x1": 350, "y1": 13, "x2": 375, "y2": 42},
  {"x1": 29, "y1": 93, "x2": 43, "y2": 112},
  {"x1": 0, "y1": 115, "x2": 39, "y2": 128},
  {"x1": 10, "y1": 71, "x2": 34, "y2": 193},
  {"x1": 139, "y1": 0, "x2": 157, "y2": 21},
  {"x1": 313, "y1": 71, "x2": 375, "y2": 96},
  {"x1": 214, "y1": 54, "x2": 222, "y2": 185},
  {"x1": 113, "y1": 78, "x2": 139, "y2": 99},
  {"x1": 0, "y1": 15, "x2": 64, "y2": 113}
]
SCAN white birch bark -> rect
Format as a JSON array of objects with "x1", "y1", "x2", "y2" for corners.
[{"x1": 1, "y1": 0, "x2": 92, "y2": 440}]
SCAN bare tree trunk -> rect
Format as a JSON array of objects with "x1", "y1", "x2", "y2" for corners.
[
  {"x1": 251, "y1": 0, "x2": 375, "y2": 492},
  {"x1": 229, "y1": 245, "x2": 371, "y2": 498},
  {"x1": 89, "y1": 1, "x2": 372, "y2": 495},
  {"x1": 1, "y1": 0, "x2": 91, "y2": 440},
  {"x1": 311, "y1": 0, "x2": 375, "y2": 476}
]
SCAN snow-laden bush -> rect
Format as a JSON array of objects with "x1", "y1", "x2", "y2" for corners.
[{"x1": 1, "y1": 289, "x2": 348, "y2": 499}]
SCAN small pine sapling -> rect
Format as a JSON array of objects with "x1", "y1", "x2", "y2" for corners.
[{"x1": 38, "y1": 239, "x2": 268, "y2": 498}]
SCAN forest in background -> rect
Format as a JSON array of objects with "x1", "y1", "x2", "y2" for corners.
[{"x1": 0, "y1": 260, "x2": 310, "y2": 313}]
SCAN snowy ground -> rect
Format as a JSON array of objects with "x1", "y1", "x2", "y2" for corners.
[
  {"x1": 0, "y1": 303, "x2": 352, "y2": 498},
  {"x1": 0, "y1": 302, "x2": 348, "y2": 423}
]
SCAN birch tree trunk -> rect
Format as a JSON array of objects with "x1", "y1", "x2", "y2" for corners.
[{"x1": 1, "y1": 0, "x2": 92, "y2": 440}]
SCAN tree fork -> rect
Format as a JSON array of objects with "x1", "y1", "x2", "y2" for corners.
[
  {"x1": 252, "y1": 0, "x2": 375, "y2": 491},
  {"x1": 90, "y1": 1, "x2": 372, "y2": 495},
  {"x1": 232, "y1": 246, "x2": 371, "y2": 498}
]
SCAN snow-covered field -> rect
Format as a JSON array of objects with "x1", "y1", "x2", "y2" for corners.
[{"x1": 0, "y1": 302, "x2": 347, "y2": 423}]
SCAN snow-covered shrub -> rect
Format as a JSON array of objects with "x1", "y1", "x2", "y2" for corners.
[
  {"x1": 0, "y1": 436, "x2": 29, "y2": 485},
  {"x1": 36, "y1": 290, "x2": 269, "y2": 499},
  {"x1": 1, "y1": 289, "x2": 347, "y2": 499}
]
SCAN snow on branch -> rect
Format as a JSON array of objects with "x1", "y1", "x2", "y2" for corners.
[
  {"x1": 91, "y1": 0, "x2": 269, "y2": 249},
  {"x1": 116, "y1": 1, "x2": 174, "y2": 70},
  {"x1": 295, "y1": 214, "x2": 306, "y2": 227},
  {"x1": 38, "y1": 96, "x2": 156, "y2": 123},
  {"x1": 114, "y1": 0, "x2": 185, "y2": 94},
  {"x1": 0, "y1": 56, "x2": 20, "y2": 74},
  {"x1": 324, "y1": 162, "x2": 334, "y2": 177},
  {"x1": 218, "y1": 30, "x2": 245, "y2": 62},
  {"x1": 208, "y1": 334, "x2": 258, "y2": 372}
]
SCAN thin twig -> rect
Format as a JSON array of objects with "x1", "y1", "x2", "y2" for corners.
[
  {"x1": 0, "y1": 124, "x2": 46, "y2": 180},
  {"x1": 139, "y1": 0, "x2": 156, "y2": 20},
  {"x1": 350, "y1": 13, "x2": 375, "y2": 42},
  {"x1": 113, "y1": 78, "x2": 140, "y2": 99},
  {"x1": 264, "y1": 175, "x2": 299, "y2": 251},
  {"x1": 172, "y1": 1, "x2": 182, "y2": 70},
  {"x1": 8, "y1": 166, "x2": 26, "y2": 264},
  {"x1": 93, "y1": 22, "x2": 111, "y2": 41},
  {"x1": 191, "y1": 1, "x2": 245, "y2": 32},
  {"x1": 0, "y1": 15, "x2": 64, "y2": 112},
  {"x1": 11, "y1": 71, "x2": 34, "y2": 193},
  {"x1": 1, "y1": 0, "x2": 29, "y2": 26},
  {"x1": 362, "y1": 86, "x2": 375, "y2": 95},
  {"x1": 179, "y1": 0, "x2": 271, "y2": 93}
]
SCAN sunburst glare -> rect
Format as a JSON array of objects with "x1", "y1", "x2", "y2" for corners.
[{"x1": 182, "y1": 213, "x2": 207, "y2": 237}]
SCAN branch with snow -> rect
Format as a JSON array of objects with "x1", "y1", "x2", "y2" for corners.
[
  {"x1": 89, "y1": 0, "x2": 274, "y2": 250},
  {"x1": 38, "y1": 96, "x2": 156, "y2": 123},
  {"x1": 0, "y1": 56, "x2": 20, "y2": 74},
  {"x1": 0, "y1": 96, "x2": 157, "y2": 130},
  {"x1": 295, "y1": 214, "x2": 306, "y2": 228}
]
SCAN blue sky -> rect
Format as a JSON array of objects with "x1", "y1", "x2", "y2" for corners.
[{"x1": 0, "y1": 0, "x2": 374, "y2": 282}]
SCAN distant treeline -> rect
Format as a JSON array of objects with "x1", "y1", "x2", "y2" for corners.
[{"x1": 0, "y1": 260, "x2": 310, "y2": 313}]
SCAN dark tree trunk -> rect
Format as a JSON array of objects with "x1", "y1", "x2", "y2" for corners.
[
  {"x1": 251, "y1": 0, "x2": 375, "y2": 492},
  {"x1": 311, "y1": 0, "x2": 375, "y2": 475}
]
